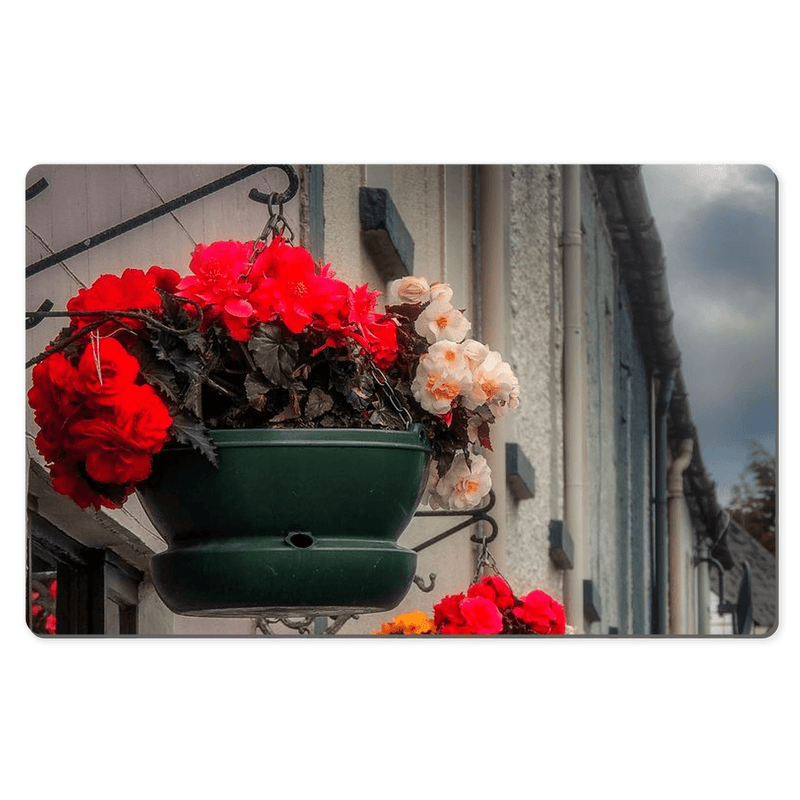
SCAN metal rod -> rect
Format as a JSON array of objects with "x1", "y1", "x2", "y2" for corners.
[
  {"x1": 26, "y1": 165, "x2": 296, "y2": 278},
  {"x1": 26, "y1": 177, "x2": 49, "y2": 201},
  {"x1": 412, "y1": 490, "x2": 498, "y2": 553},
  {"x1": 25, "y1": 299, "x2": 54, "y2": 329}
]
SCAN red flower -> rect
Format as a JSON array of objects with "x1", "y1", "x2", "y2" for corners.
[
  {"x1": 176, "y1": 240, "x2": 256, "y2": 340},
  {"x1": 28, "y1": 353, "x2": 83, "y2": 462},
  {"x1": 433, "y1": 592, "x2": 503, "y2": 635},
  {"x1": 69, "y1": 384, "x2": 172, "y2": 486},
  {"x1": 512, "y1": 590, "x2": 567, "y2": 634},
  {"x1": 75, "y1": 337, "x2": 141, "y2": 406},
  {"x1": 250, "y1": 238, "x2": 341, "y2": 335},
  {"x1": 31, "y1": 604, "x2": 42, "y2": 617},
  {"x1": 433, "y1": 593, "x2": 467, "y2": 634},
  {"x1": 146, "y1": 265, "x2": 182, "y2": 293},
  {"x1": 467, "y1": 574, "x2": 516, "y2": 610},
  {"x1": 357, "y1": 317, "x2": 399, "y2": 369},
  {"x1": 67, "y1": 268, "x2": 163, "y2": 331},
  {"x1": 48, "y1": 580, "x2": 57, "y2": 598},
  {"x1": 50, "y1": 458, "x2": 127, "y2": 510},
  {"x1": 348, "y1": 283, "x2": 381, "y2": 326},
  {"x1": 45, "y1": 615, "x2": 56, "y2": 634}
]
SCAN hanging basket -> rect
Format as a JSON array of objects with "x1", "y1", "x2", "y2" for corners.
[{"x1": 137, "y1": 424, "x2": 431, "y2": 617}]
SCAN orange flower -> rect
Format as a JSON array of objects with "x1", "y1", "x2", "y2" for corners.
[{"x1": 372, "y1": 611, "x2": 436, "y2": 635}]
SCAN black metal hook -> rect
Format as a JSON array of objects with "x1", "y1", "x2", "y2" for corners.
[
  {"x1": 413, "y1": 573, "x2": 437, "y2": 593},
  {"x1": 248, "y1": 165, "x2": 299, "y2": 207},
  {"x1": 412, "y1": 490, "x2": 499, "y2": 553}
]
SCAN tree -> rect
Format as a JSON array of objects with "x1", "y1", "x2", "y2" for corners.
[{"x1": 726, "y1": 441, "x2": 776, "y2": 554}]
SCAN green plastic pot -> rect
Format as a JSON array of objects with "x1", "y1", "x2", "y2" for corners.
[{"x1": 137, "y1": 424, "x2": 431, "y2": 617}]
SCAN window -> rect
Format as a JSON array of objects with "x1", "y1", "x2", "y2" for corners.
[{"x1": 27, "y1": 501, "x2": 142, "y2": 635}]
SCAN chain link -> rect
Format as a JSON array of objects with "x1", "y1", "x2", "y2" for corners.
[
  {"x1": 248, "y1": 195, "x2": 295, "y2": 264},
  {"x1": 367, "y1": 359, "x2": 414, "y2": 429},
  {"x1": 471, "y1": 533, "x2": 508, "y2": 586}
]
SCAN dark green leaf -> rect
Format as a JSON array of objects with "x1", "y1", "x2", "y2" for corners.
[
  {"x1": 368, "y1": 407, "x2": 405, "y2": 430},
  {"x1": 169, "y1": 412, "x2": 218, "y2": 467},
  {"x1": 247, "y1": 324, "x2": 299, "y2": 388},
  {"x1": 182, "y1": 378, "x2": 203, "y2": 418},
  {"x1": 141, "y1": 360, "x2": 181, "y2": 402},
  {"x1": 244, "y1": 373, "x2": 272, "y2": 411},
  {"x1": 305, "y1": 387, "x2": 334, "y2": 419},
  {"x1": 123, "y1": 337, "x2": 180, "y2": 402},
  {"x1": 149, "y1": 329, "x2": 204, "y2": 380},
  {"x1": 329, "y1": 358, "x2": 369, "y2": 411},
  {"x1": 270, "y1": 389, "x2": 302, "y2": 423}
]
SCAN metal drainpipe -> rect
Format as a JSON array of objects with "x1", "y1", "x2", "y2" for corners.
[
  {"x1": 477, "y1": 165, "x2": 510, "y2": 577},
  {"x1": 654, "y1": 369, "x2": 677, "y2": 634},
  {"x1": 696, "y1": 538, "x2": 710, "y2": 634},
  {"x1": 562, "y1": 165, "x2": 586, "y2": 633},
  {"x1": 668, "y1": 437, "x2": 694, "y2": 633}
]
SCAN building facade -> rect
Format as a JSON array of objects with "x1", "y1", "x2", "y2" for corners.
[{"x1": 25, "y1": 163, "x2": 758, "y2": 636}]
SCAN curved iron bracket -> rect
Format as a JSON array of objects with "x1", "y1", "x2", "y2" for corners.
[
  {"x1": 255, "y1": 613, "x2": 360, "y2": 636},
  {"x1": 412, "y1": 489, "x2": 498, "y2": 553},
  {"x1": 248, "y1": 165, "x2": 299, "y2": 207}
]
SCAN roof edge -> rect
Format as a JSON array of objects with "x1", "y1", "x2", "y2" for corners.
[{"x1": 589, "y1": 165, "x2": 731, "y2": 560}]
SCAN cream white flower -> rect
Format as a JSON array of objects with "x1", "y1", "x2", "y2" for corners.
[
  {"x1": 463, "y1": 350, "x2": 520, "y2": 417},
  {"x1": 387, "y1": 276, "x2": 431, "y2": 305},
  {"x1": 411, "y1": 341, "x2": 473, "y2": 416},
  {"x1": 414, "y1": 298, "x2": 471, "y2": 344},
  {"x1": 427, "y1": 340, "x2": 472, "y2": 376},
  {"x1": 429, "y1": 282, "x2": 454, "y2": 304},
  {"x1": 460, "y1": 338, "x2": 491, "y2": 370},
  {"x1": 435, "y1": 452, "x2": 492, "y2": 510}
]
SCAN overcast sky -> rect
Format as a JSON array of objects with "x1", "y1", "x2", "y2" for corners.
[{"x1": 639, "y1": 165, "x2": 777, "y2": 507}]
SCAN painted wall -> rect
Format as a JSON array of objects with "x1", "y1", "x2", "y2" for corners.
[
  {"x1": 26, "y1": 164, "x2": 303, "y2": 636},
  {"x1": 503, "y1": 165, "x2": 564, "y2": 601},
  {"x1": 317, "y1": 165, "x2": 480, "y2": 635},
  {"x1": 26, "y1": 163, "x2": 696, "y2": 637},
  {"x1": 574, "y1": 167, "x2": 654, "y2": 634}
]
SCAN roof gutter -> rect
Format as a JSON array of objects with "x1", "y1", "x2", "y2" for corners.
[{"x1": 590, "y1": 165, "x2": 732, "y2": 630}]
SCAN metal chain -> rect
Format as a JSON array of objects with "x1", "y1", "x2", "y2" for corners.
[
  {"x1": 249, "y1": 195, "x2": 294, "y2": 264},
  {"x1": 471, "y1": 533, "x2": 508, "y2": 586},
  {"x1": 367, "y1": 359, "x2": 414, "y2": 429}
]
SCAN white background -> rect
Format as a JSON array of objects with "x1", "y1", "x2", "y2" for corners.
[{"x1": 4, "y1": 2, "x2": 794, "y2": 798}]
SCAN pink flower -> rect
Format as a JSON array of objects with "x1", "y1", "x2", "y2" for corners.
[
  {"x1": 460, "y1": 596, "x2": 504, "y2": 634},
  {"x1": 513, "y1": 590, "x2": 567, "y2": 635}
]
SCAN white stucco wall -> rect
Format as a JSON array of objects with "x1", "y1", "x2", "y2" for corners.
[
  {"x1": 504, "y1": 165, "x2": 565, "y2": 601},
  {"x1": 26, "y1": 163, "x2": 699, "y2": 637},
  {"x1": 319, "y1": 165, "x2": 480, "y2": 635}
]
